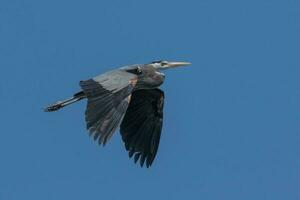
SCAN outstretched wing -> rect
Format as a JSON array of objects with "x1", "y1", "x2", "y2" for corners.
[
  {"x1": 120, "y1": 89, "x2": 164, "y2": 167},
  {"x1": 80, "y1": 70, "x2": 138, "y2": 145}
]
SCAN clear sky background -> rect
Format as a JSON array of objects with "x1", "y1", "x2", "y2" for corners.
[{"x1": 1, "y1": 0, "x2": 299, "y2": 199}]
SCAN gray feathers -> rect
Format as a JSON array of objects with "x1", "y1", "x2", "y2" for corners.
[
  {"x1": 45, "y1": 61, "x2": 190, "y2": 168},
  {"x1": 80, "y1": 70, "x2": 137, "y2": 145},
  {"x1": 80, "y1": 72, "x2": 165, "y2": 167}
]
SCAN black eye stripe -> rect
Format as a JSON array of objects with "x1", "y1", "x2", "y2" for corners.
[{"x1": 151, "y1": 60, "x2": 163, "y2": 64}]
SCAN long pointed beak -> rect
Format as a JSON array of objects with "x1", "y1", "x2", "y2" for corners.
[{"x1": 160, "y1": 61, "x2": 191, "y2": 70}]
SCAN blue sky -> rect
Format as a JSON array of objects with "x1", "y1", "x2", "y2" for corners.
[{"x1": 0, "y1": 0, "x2": 299, "y2": 199}]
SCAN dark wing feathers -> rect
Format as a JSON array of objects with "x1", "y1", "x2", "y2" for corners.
[
  {"x1": 120, "y1": 89, "x2": 164, "y2": 167},
  {"x1": 80, "y1": 69, "x2": 165, "y2": 167},
  {"x1": 80, "y1": 70, "x2": 137, "y2": 145}
]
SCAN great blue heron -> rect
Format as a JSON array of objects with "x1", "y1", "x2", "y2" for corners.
[{"x1": 45, "y1": 60, "x2": 191, "y2": 167}]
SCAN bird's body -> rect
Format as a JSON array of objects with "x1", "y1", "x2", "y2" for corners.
[{"x1": 45, "y1": 60, "x2": 190, "y2": 167}]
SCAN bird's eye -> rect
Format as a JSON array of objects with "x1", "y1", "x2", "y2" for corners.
[{"x1": 161, "y1": 62, "x2": 167, "y2": 66}]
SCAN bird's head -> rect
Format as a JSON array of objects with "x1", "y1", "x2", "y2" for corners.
[{"x1": 149, "y1": 60, "x2": 191, "y2": 70}]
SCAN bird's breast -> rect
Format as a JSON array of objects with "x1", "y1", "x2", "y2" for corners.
[{"x1": 136, "y1": 74, "x2": 165, "y2": 90}]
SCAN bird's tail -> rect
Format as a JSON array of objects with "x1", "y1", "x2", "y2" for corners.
[{"x1": 44, "y1": 91, "x2": 86, "y2": 112}]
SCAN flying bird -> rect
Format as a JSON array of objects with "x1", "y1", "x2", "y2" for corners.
[{"x1": 45, "y1": 60, "x2": 191, "y2": 167}]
